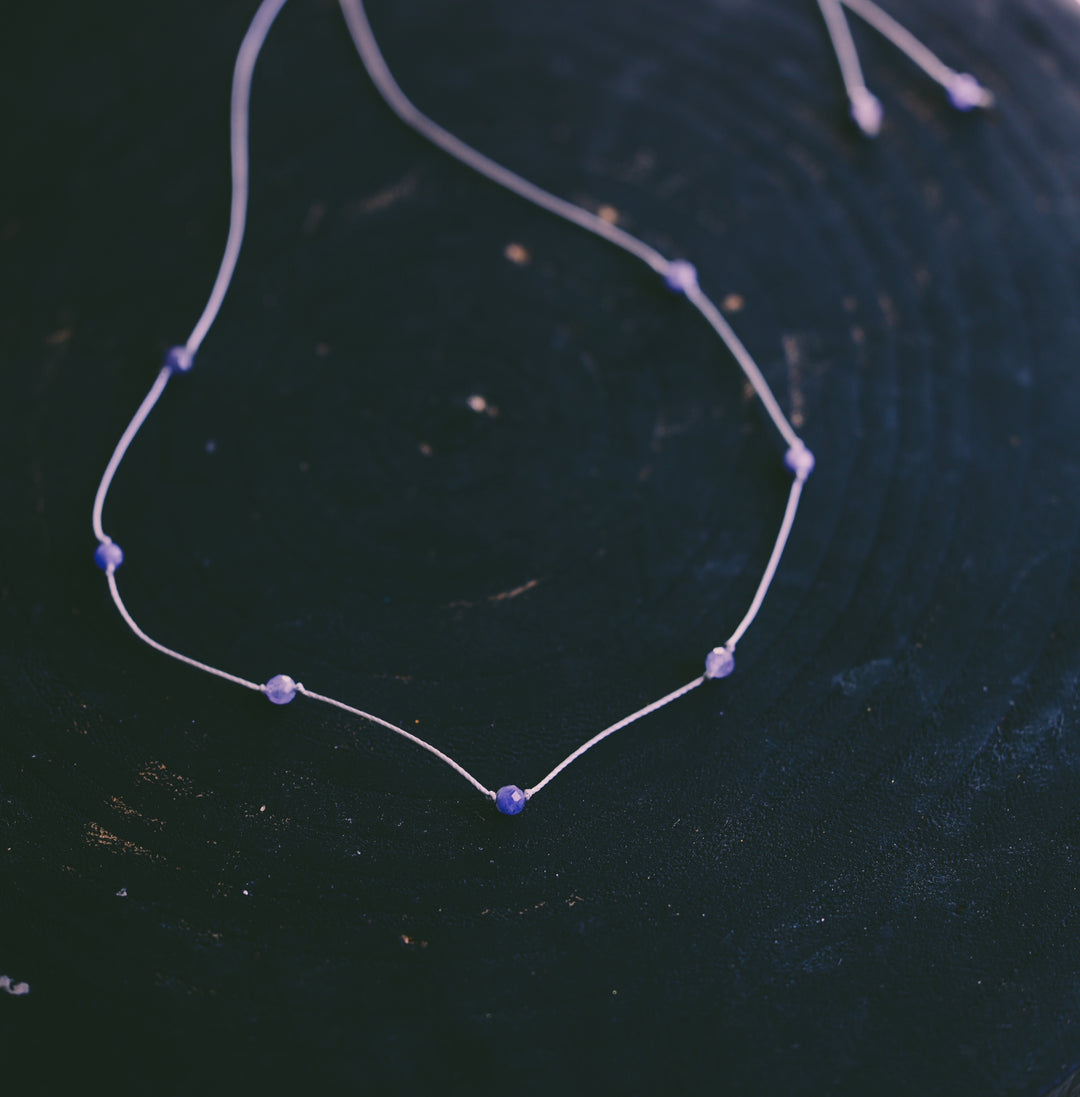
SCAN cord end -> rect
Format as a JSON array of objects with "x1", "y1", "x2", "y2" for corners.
[
  {"x1": 850, "y1": 89, "x2": 883, "y2": 137},
  {"x1": 947, "y1": 72, "x2": 994, "y2": 112}
]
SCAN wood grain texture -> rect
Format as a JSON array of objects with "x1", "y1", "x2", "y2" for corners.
[{"x1": 2, "y1": 0, "x2": 1080, "y2": 1093}]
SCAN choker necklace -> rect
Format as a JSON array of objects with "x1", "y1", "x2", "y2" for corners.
[{"x1": 91, "y1": 0, "x2": 986, "y2": 815}]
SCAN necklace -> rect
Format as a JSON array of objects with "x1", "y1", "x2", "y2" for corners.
[{"x1": 91, "y1": 0, "x2": 986, "y2": 815}]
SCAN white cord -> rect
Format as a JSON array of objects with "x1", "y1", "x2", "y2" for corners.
[
  {"x1": 91, "y1": 0, "x2": 816, "y2": 810},
  {"x1": 107, "y1": 570, "x2": 264, "y2": 693},
  {"x1": 816, "y1": 0, "x2": 883, "y2": 136},
  {"x1": 527, "y1": 677, "x2": 706, "y2": 798},
  {"x1": 92, "y1": 366, "x2": 172, "y2": 543},
  {"x1": 336, "y1": 0, "x2": 669, "y2": 275},
  {"x1": 187, "y1": 0, "x2": 290, "y2": 355},
  {"x1": 841, "y1": 0, "x2": 950, "y2": 85},
  {"x1": 297, "y1": 686, "x2": 495, "y2": 799},
  {"x1": 726, "y1": 476, "x2": 806, "y2": 650}
]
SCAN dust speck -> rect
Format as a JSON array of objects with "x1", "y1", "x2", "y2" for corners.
[{"x1": 466, "y1": 394, "x2": 499, "y2": 417}]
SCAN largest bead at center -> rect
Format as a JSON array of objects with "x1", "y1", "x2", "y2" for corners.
[{"x1": 495, "y1": 785, "x2": 526, "y2": 815}]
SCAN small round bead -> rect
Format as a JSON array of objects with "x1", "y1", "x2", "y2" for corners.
[
  {"x1": 784, "y1": 444, "x2": 816, "y2": 478},
  {"x1": 704, "y1": 648, "x2": 735, "y2": 679},
  {"x1": 663, "y1": 259, "x2": 698, "y2": 295},
  {"x1": 850, "y1": 90, "x2": 883, "y2": 137},
  {"x1": 264, "y1": 674, "x2": 297, "y2": 705},
  {"x1": 93, "y1": 541, "x2": 124, "y2": 571},
  {"x1": 495, "y1": 785, "x2": 526, "y2": 815},
  {"x1": 947, "y1": 73, "x2": 986, "y2": 112},
  {"x1": 165, "y1": 346, "x2": 194, "y2": 374}
]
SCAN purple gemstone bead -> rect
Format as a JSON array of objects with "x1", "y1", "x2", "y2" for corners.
[
  {"x1": 264, "y1": 674, "x2": 297, "y2": 705},
  {"x1": 165, "y1": 346, "x2": 194, "y2": 374},
  {"x1": 94, "y1": 541, "x2": 124, "y2": 571},
  {"x1": 704, "y1": 648, "x2": 735, "y2": 679},
  {"x1": 784, "y1": 444, "x2": 816, "y2": 478},
  {"x1": 495, "y1": 785, "x2": 526, "y2": 815},
  {"x1": 663, "y1": 260, "x2": 698, "y2": 295},
  {"x1": 947, "y1": 73, "x2": 985, "y2": 112}
]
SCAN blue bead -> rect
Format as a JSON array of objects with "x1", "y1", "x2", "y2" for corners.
[
  {"x1": 94, "y1": 541, "x2": 124, "y2": 571},
  {"x1": 495, "y1": 785, "x2": 526, "y2": 815},
  {"x1": 947, "y1": 73, "x2": 986, "y2": 112},
  {"x1": 704, "y1": 648, "x2": 735, "y2": 679},
  {"x1": 165, "y1": 346, "x2": 194, "y2": 374},
  {"x1": 784, "y1": 444, "x2": 815, "y2": 478},
  {"x1": 265, "y1": 674, "x2": 297, "y2": 705},
  {"x1": 663, "y1": 259, "x2": 698, "y2": 295}
]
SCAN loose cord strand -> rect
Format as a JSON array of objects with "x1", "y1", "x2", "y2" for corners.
[
  {"x1": 819, "y1": 0, "x2": 993, "y2": 127},
  {"x1": 187, "y1": 0, "x2": 290, "y2": 355},
  {"x1": 816, "y1": 0, "x2": 871, "y2": 102},
  {"x1": 840, "y1": 0, "x2": 957, "y2": 87}
]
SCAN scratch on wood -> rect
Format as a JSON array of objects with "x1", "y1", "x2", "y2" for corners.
[
  {"x1": 488, "y1": 578, "x2": 540, "y2": 602},
  {"x1": 85, "y1": 821, "x2": 156, "y2": 858},
  {"x1": 447, "y1": 578, "x2": 541, "y2": 609},
  {"x1": 350, "y1": 171, "x2": 418, "y2": 216},
  {"x1": 781, "y1": 333, "x2": 805, "y2": 428}
]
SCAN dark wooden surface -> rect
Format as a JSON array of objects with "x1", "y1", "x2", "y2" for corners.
[{"x1": 3, "y1": 0, "x2": 1080, "y2": 1092}]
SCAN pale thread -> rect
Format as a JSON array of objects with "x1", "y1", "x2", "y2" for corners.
[
  {"x1": 816, "y1": 0, "x2": 872, "y2": 106},
  {"x1": 90, "y1": 0, "x2": 816, "y2": 807},
  {"x1": 841, "y1": 0, "x2": 958, "y2": 87}
]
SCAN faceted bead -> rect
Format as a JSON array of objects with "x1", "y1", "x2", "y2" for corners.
[
  {"x1": 264, "y1": 674, "x2": 297, "y2": 705},
  {"x1": 165, "y1": 346, "x2": 194, "y2": 374},
  {"x1": 94, "y1": 541, "x2": 124, "y2": 571},
  {"x1": 704, "y1": 648, "x2": 735, "y2": 679},
  {"x1": 663, "y1": 259, "x2": 698, "y2": 295},
  {"x1": 784, "y1": 444, "x2": 816, "y2": 478},
  {"x1": 495, "y1": 785, "x2": 526, "y2": 815},
  {"x1": 947, "y1": 73, "x2": 986, "y2": 112},
  {"x1": 850, "y1": 90, "x2": 883, "y2": 137}
]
